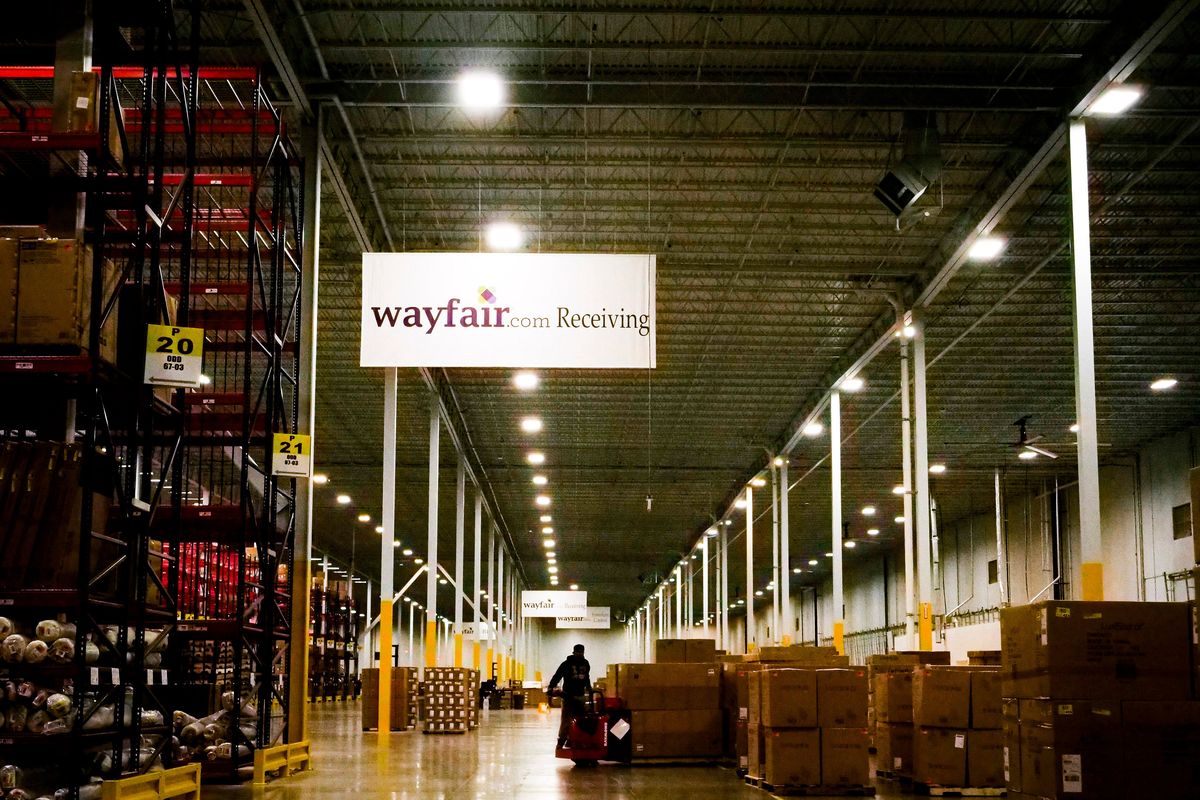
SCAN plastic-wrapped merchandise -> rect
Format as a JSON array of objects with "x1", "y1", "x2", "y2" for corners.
[
  {"x1": 143, "y1": 652, "x2": 161, "y2": 668},
  {"x1": 58, "y1": 623, "x2": 76, "y2": 641},
  {"x1": 25, "y1": 710, "x2": 50, "y2": 734},
  {"x1": 81, "y1": 704, "x2": 114, "y2": 731},
  {"x1": 2, "y1": 634, "x2": 29, "y2": 662},
  {"x1": 84, "y1": 641, "x2": 100, "y2": 664},
  {"x1": 139, "y1": 709, "x2": 164, "y2": 727},
  {"x1": 8, "y1": 705, "x2": 29, "y2": 732},
  {"x1": 45, "y1": 693, "x2": 71, "y2": 719},
  {"x1": 78, "y1": 783, "x2": 102, "y2": 800},
  {"x1": 100, "y1": 626, "x2": 118, "y2": 647},
  {"x1": 34, "y1": 620, "x2": 61, "y2": 644},
  {"x1": 41, "y1": 716, "x2": 71, "y2": 735},
  {"x1": 23, "y1": 639, "x2": 49, "y2": 664},
  {"x1": 1, "y1": 763, "x2": 19, "y2": 790},
  {"x1": 8, "y1": 788, "x2": 31, "y2": 800},
  {"x1": 0, "y1": 617, "x2": 14, "y2": 637},
  {"x1": 48, "y1": 638, "x2": 74, "y2": 664},
  {"x1": 31, "y1": 689, "x2": 49, "y2": 709}
]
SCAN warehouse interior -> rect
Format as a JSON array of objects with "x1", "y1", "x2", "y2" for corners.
[{"x1": 0, "y1": 1, "x2": 1198, "y2": 799}]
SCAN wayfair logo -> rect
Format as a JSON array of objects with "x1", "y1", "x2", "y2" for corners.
[{"x1": 371, "y1": 298, "x2": 511, "y2": 333}]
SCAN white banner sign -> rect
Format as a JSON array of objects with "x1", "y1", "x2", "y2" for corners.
[
  {"x1": 521, "y1": 590, "x2": 588, "y2": 618},
  {"x1": 360, "y1": 252, "x2": 656, "y2": 368},
  {"x1": 556, "y1": 607, "x2": 611, "y2": 630},
  {"x1": 455, "y1": 621, "x2": 495, "y2": 641}
]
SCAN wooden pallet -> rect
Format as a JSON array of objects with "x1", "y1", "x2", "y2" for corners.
[
  {"x1": 744, "y1": 777, "x2": 875, "y2": 796},
  {"x1": 911, "y1": 782, "x2": 1005, "y2": 797},
  {"x1": 874, "y1": 769, "x2": 913, "y2": 781},
  {"x1": 629, "y1": 757, "x2": 722, "y2": 766},
  {"x1": 422, "y1": 729, "x2": 469, "y2": 735}
]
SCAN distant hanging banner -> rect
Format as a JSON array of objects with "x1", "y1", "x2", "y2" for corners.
[
  {"x1": 456, "y1": 621, "x2": 495, "y2": 641},
  {"x1": 556, "y1": 607, "x2": 611, "y2": 630},
  {"x1": 521, "y1": 590, "x2": 588, "y2": 618},
  {"x1": 360, "y1": 253, "x2": 656, "y2": 368}
]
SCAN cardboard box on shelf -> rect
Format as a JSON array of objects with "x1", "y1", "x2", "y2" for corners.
[
  {"x1": 971, "y1": 669, "x2": 1002, "y2": 729},
  {"x1": 1017, "y1": 700, "x2": 1122, "y2": 800},
  {"x1": 654, "y1": 639, "x2": 688, "y2": 663},
  {"x1": 999, "y1": 601, "x2": 1193, "y2": 701},
  {"x1": 0, "y1": 239, "x2": 16, "y2": 342},
  {"x1": 821, "y1": 727, "x2": 869, "y2": 786},
  {"x1": 54, "y1": 70, "x2": 100, "y2": 133},
  {"x1": 913, "y1": 666, "x2": 971, "y2": 728},
  {"x1": 1191, "y1": 467, "x2": 1199, "y2": 563},
  {"x1": 14, "y1": 239, "x2": 118, "y2": 361},
  {"x1": 817, "y1": 668, "x2": 868, "y2": 728},
  {"x1": 617, "y1": 663, "x2": 719, "y2": 709},
  {"x1": 913, "y1": 726, "x2": 968, "y2": 787},
  {"x1": 762, "y1": 728, "x2": 820, "y2": 787},
  {"x1": 0, "y1": 226, "x2": 46, "y2": 240},
  {"x1": 685, "y1": 638, "x2": 717, "y2": 662},
  {"x1": 630, "y1": 709, "x2": 723, "y2": 758},
  {"x1": 875, "y1": 722, "x2": 914, "y2": 776},
  {"x1": 967, "y1": 729, "x2": 1005, "y2": 787},
  {"x1": 760, "y1": 667, "x2": 818, "y2": 728},
  {"x1": 874, "y1": 670, "x2": 913, "y2": 724}
]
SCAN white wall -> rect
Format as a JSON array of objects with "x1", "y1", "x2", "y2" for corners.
[
  {"x1": 536, "y1": 622, "x2": 627, "y2": 684},
  {"x1": 725, "y1": 427, "x2": 1197, "y2": 659}
]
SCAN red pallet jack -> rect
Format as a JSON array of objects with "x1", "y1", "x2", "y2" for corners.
[{"x1": 553, "y1": 691, "x2": 632, "y2": 766}]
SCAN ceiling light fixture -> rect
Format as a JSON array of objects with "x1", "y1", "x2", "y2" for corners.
[
  {"x1": 543, "y1": 539, "x2": 555, "y2": 548},
  {"x1": 967, "y1": 236, "x2": 1005, "y2": 261},
  {"x1": 841, "y1": 376, "x2": 865, "y2": 392},
  {"x1": 1018, "y1": 450, "x2": 1038, "y2": 461},
  {"x1": 773, "y1": 456, "x2": 785, "y2": 467},
  {"x1": 705, "y1": 528, "x2": 718, "y2": 538},
  {"x1": 844, "y1": 540, "x2": 857, "y2": 549},
  {"x1": 1069, "y1": 424, "x2": 1080, "y2": 434},
  {"x1": 809, "y1": 559, "x2": 819, "y2": 566},
  {"x1": 803, "y1": 421, "x2": 824, "y2": 437},
  {"x1": 792, "y1": 567, "x2": 802, "y2": 574},
  {"x1": 527, "y1": 452, "x2": 546, "y2": 465},
  {"x1": 375, "y1": 525, "x2": 384, "y2": 534},
  {"x1": 402, "y1": 548, "x2": 413, "y2": 556},
  {"x1": 734, "y1": 499, "x2": 747, "y2": 509},
  {"x1": 547, "y1": 558, "x2": 556, "y2": 565},
  {"x1": 542, "y1": 526, "x2": 554, "y2": 534},
  {"x1": 512, "y1": 371, "x2": 539, "y2": 390},
  {"x1": 862, "y1": 506, "x2": 876, "y2": 516},
  {"x1": 1150, "y1": 377, "x2": 1178, "y2": 392},
  {"x1": 895, "y1": 516, "x2": 906, "y2": 524},
  {"x1": 929, "y1": 464, "x2": 947, "y2": 474},
  {"x1": 535, "y1": 495, "x2": 551, "y2": 507},
  {"x1": 548, "y1": 566, "x2": 558, "y2": 574},
  {"x1": 867, "y1": 528, "x2": 880, "y2": 536},
  {"x1": 485, "y1": 221, "x2": 524, "y2": 251},
  {"x1": 532, "y1": 475, "x2": 548, "y2": 486},
  {"x1": 569, "y1": 584, "x2": 578, "y2": 591},
  {"x1": 750, "y1": 477, "x2": 766, "y2": 488},
  {"x1": 540, "y1": 514, "x2": 553, "y2": 523},
  {"x1": 456, "y1": 70, "x2": 504, "y2": 111},
  {"x1": 357, "y1": 513, "x2": 371, "y2": 523},
  {"x1": 312, "y1": 474, "x2": 329, "y2": 485},
  {"x1": 392, "y1": 540, "x2": 400, "y2": 548},
  {"x1": 336, "y1": 494, "x2": 351, "y2": 505},
  {"x1": 521, "y1": 416, "x2": 543, "y2": 433},
  {"x1": 892, "y1": 485, "x2": 906, "y2": 495},
  {"x1": 1086, "y1": 84, "x2": 1143, "y2": 116}
]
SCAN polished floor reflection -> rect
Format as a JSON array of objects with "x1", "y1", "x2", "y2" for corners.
[{"x1": 211, "y1": 702, "x2": 926, "y2": 799}]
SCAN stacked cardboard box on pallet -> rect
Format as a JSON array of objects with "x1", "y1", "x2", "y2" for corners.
[
  {"x1": 866, "y1": 650, "x2": 950, "y2": 755},
  {"x1": 360, "y1": 667, "x2": 419, "y2": 731},
  {"x1": 1001, "y1": 600, "x2": 1200, "y2": 799},
  {"x1": 654, "y1": 637, "x2": 718, "y2": 663},
  {"x1": 910, "y1": 665, "x2": 1004, "y2": 789},
  {"x1": 424, "y1": 667, "x2": 476, "y2": 734},
  {"x1": 740, "y1": 653, "x2": 869, "y2": 790},
  {"x1": 608, "y1": 662, "x2": 722, "y2": 758}
]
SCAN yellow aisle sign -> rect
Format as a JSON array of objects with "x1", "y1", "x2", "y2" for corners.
[
  {"x1": 144, "y1": 324, "x2": 205, "y2": 387},
  {"x1": 272, "y1": 433, "x2": 312, "y2": 477}
]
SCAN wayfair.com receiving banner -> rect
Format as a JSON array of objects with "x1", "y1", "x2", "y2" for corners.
[
  {"x1": 556, "y1": 607, "x2": 611, "y2": 630},
  {"x1": 521, "y1": 590, "x2": 588, "y2": 618},
  {"x1": 360, "y1": 253, "x2": 656, "y2": 368}
]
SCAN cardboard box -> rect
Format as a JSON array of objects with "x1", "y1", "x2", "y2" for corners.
[
  {"x1": 967, "y1": 729, "x2": 1005, "y2": 787},
  {"x1": 1017, "y1": 700, "x2": 1122, "y2": 800},
  {"x1": 630, "y1": 709, "x2": 723, "y2": 758},
  {"x1": 999, "y1": 601, "x2": 1193, "y2": 701},
  {"x1": 913, "y1": 667, "x2": 971, "y2": 728},
  {"x1": 817, "y1": 668, "x2": 868, "y2": 727},
  {"x1": 655, "y1": 639, "x2": 688, "y2": 663},
  {"x1": 821, "y1": 727, "x2": 869, "y2": 786},
  {"x1": 748, "y1": 645, "x2": 846, "y2": 664},
  {"x1": 735, "y1": 717, "x2": 748, "y2": 770},
  {"x1": 746, "y1": 722, "x2": 764, "y2": 777},
  {"x1": 1191, "y1": 467, "x2": 1199, "y2": 564},
  {"x1": 875, "y1": 722, "x2": 914, "y2": 775},
  {"x1": 685, "y1": 638, "x2": 717, "y2": 662},
  {"x1": 735, "y1": 663, "x2": 763, "y2": 721},
  {"x1": 1002, "y1": 698, "x2": 1021, "y2": 791},
  {"x1": 763, "y1": 728, "x2": 820, "y2": 787},
  {"x1": 913, "y1": 726, "x2": 968, "y2": 787},
  {"x1": 54, "y1": 70, "x2": 100, "y2": 134},
  {"x1": 747, "y1": 668, "x2": 763, "y2": 726},
  {"x1": 0, "y1": 239, "x2": 16, "y2": 342},
  {"x1": 874, "y1": 670, "x2": 913, "y2": 724},
  {"x1": 971, "y1": 670, "x2": 1002, "y2": 729},
  {"x1": 760, "y1": 667, "x2": 818, "y2": 728},
  {"x1": 1120, "y1": 700, "x2": 1200, "y2": 798},
  {"x1": 15, "y1": 239, "x2": 117, "y2": 360},
  {"x1": 968, "y1": 650, "x2": 1002, "y2": 666},
  {"x1": 617, "y1": 663, "x2": 719, "y2": 709}
]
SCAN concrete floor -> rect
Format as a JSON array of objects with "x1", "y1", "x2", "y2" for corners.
[{"x1": 220, "y1": 702, "x2": 922, "y2": 799}]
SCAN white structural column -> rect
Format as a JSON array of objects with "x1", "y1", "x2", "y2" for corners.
[
  {"x1": 720, "y1": 526, "x2": 729, "y2": 652},
  {"x1": 771, "y1": 468, "x2": 780, "y2": 643},
  {"x1": 779, "y1": 460, "x2": 791, "y2": 644},
  {"x1": 425, "y1": 401, "x2": 441, "y2": 668},
  {"x1": 675, "y1": 565, "x2": 683, "y2": 635},
  {"x1": 472, "y1": 492, "x2": 483, "y2": 670},
  {"x1": 496, "y1": 546, "x2": 505, "y2": 680},
  {"x1": 745, "y1": 486, "x2": 755, "y2": 651},
  {"x1": 453, "y1": 461, "x2": 466, "y2": 667},
  {"x1": 994, "y1": 469, "x2": 1008, "y2": 607},
  {"x1": 378, "y1": 367, "x2": 398, "y2": 730},
  {"x1": 1069, "y1": 118, "x2": 1105, "y2": 601},
  {"x1": 702, "y1": 536, "x2": 710, "y2": 636},
  {"x1": 900, "y1": 337, "x2": 917, "y2": 639},
  {"x1": 407, "y1": 601, "x2": 416, "y2": 665},
  {"x1": 913, "y1": 321, "x2": 934, "y2": 649},
  {"x1": 486, "y1": 524, "x2": 495, "y2": 679},
  {"x1": 830, "y1": 391, "x2": 845, "y2": 655}
]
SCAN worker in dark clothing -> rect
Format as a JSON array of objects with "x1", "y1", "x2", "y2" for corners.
[{"x1": 548, "y1": 644, "x2": 592, "y2": 749}]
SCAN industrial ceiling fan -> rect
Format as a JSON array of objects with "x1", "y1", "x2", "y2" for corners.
[{"x1": 1011, "y1": 415, "x2": 1058, "y2": 460}]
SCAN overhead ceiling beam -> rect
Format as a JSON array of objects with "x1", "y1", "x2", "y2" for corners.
[{"x1": 774, "y1": 0, "x2": 1198, "y2": 455}]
